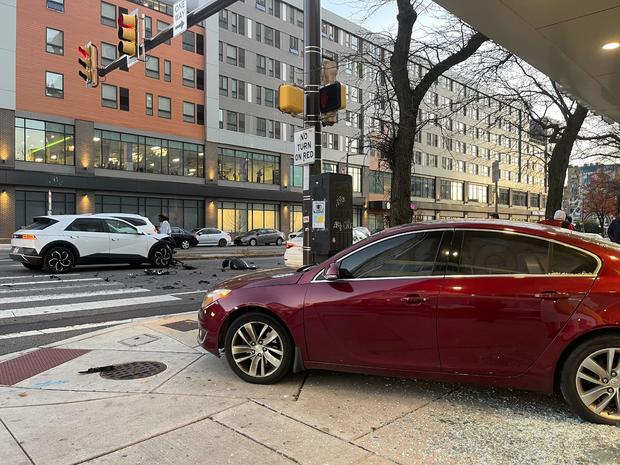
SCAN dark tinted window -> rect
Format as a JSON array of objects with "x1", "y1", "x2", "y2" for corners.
[
  {"x1": 66, "y1": 219, "x2": 106, "y2": 233},
  {"x1": 456, "y1": 231, "x2": 549, "y2": 275},
  {"x1": 105, "y1": 219, "x2": 137, "y2": 234},
  {"x1": 23, "y1": 218, "x2": 58, "y2": 230},
  {"x1": 339, "y1": 231, "x2": 443, "y2": 278},
  {"x1": 112, "y1": 216, "x2": 146, "y2": 226},
  {"x1": 551, "y1": 243, "x2": 598, "y2": 275}
]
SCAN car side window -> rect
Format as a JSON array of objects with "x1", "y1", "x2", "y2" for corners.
[
  {"x1": 456, "y1": 231, "x2": 550, "y2": 275},
  {"x1": 171, "y1": 227, "x2": 181, "y2": 234},
  {"x1": 105, "y1": 219, "x2": 138, "y2": 235},
  {"x1": 207, "y1": 229, "x2": 218, "y2": 234},
  {"x1": 339, "y1": 231, "x2": 444, "y2": 278},
  {"x1": 550, "y1": 243, "x2": 598, "y2": 275},
  {"x1": 114, "y1": 216, "x2": 146, "y2": 226},
  {"x1": 65, "y1": 219, "x2": 106, "y2": 233}
]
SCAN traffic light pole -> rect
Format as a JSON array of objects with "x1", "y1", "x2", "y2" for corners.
[
  {"x1": 303, "y1": 0, "x2": 323, "y2": 266},
  {"x1": 98, "y1": 0, "x2": 238, "y2": 77}
]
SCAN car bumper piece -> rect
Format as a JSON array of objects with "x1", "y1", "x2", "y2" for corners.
[{"x1": 9, "y1": 247, "x2": 42, "y2": 265}]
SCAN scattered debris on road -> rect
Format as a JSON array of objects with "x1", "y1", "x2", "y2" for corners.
[{"x1": 78, "y1": 365, "x2": 116, "y2": 374}]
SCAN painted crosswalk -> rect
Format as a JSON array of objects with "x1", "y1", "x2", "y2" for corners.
[{"x1": 0, "y1": 272, "x2": 198, "y2": 336}]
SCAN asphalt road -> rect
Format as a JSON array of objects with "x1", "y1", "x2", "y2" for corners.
[{"x1": 0, "y1": 252, "x2": 286, "y2": 355}]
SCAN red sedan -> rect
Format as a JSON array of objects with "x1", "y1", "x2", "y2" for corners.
[{"x1": 198, "y1": 221, "x2": 620, "y2": 424}]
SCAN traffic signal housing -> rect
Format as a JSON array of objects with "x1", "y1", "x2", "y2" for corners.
[
  {"x1": 118, "y1": 12, "x2": 139, "y2": 57},
  {"x1": 278, "y1": 84, "x2": 304, "y2": 114},
  {"x1": 319, "y1": 82, "x2": 346, "y2": 114},
  {"x1": 78, "y1": 43, "x2": 99, "y2": 87}
]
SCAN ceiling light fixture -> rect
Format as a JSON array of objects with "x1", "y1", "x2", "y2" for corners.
[{"x1": 602, "y1": 42, "x2": 620, "y2": 50}]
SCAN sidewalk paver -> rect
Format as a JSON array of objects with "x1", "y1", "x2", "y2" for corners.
[
  {"x1": 0, "y1": 386, "x2": 127, "y2": 408},
  {"x1": 0, "y1": 393, "x2": 240, "y2": 465},
  {"x1": 258, "y1": 370, "x2": 452, "y2": 441},
  {"x1": 0, "y1": 420, "x2": 31, "y2": 465},
  {"x1": 81, "y1": 418, "x2": 296, "y2": 465},
  {"x1": 154, "y1": 354, "x2": 304, "y2": 399},
  {"x1": 213, "y1": 400, "x2": 371, "y2": 465}
]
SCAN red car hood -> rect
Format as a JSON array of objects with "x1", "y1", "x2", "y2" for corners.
[{"x1": 217, "y1": 268, "x2": 304, "y2": 290}]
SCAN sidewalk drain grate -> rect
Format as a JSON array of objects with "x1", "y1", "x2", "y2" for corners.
[
  {"x1": 161, "y1": 320, "x2": 197, "y2": 332},
  {"x1": 100, "y1": 361, "x2": 167, "y2": 380}
]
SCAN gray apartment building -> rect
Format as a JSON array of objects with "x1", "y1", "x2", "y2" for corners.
[{"x1": 0, "y1": 0, "x2": 547, "y2": 242}]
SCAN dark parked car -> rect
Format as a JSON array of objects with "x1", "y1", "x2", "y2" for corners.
[
  {"x1": 233, "y1": 228, "x2": 285, "y2": 246},
  {"x1": 199, "y1": 220, "x2": 620, "y2": 425},
  {"x1": 170, "y1": 227, "x2": 198, "y2": 249}
]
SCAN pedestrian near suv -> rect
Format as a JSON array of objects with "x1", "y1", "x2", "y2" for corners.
[
  {"x1": 608, "y1": 211, "x2": 620, "y2": 244},
  {"x1": 158, "y1": 214, "x2": 171, "y2": 235}
]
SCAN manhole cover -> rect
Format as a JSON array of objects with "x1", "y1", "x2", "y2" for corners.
[
  {"x1": 161, "y1": 319, "x2": 196, "y2": 332},
  {"x1": 100, "y1": 361, "x2": 167, "y2": 380}
]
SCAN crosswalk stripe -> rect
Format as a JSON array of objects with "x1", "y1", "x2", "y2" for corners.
[
  {"x1": 0, "y1": 287, "x2": 150, "y2": 305},
  {"x1": 0, "y1": 273, "x2": 80, "y2": 280},
  {"x1": 0, "y1": 282, "x2": 117, "y2": 295},
  {"x1": 1, "y1": 294, "x2": 182, "y2": 319},
  {"x1": 0, "y1": 278, "x2": 102, "y2": 287}
]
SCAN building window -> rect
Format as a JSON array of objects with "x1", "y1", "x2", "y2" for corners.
[
  {"x1": 95, "y1": 195, "x2": 204, "y2": 230},
  {"x1": 146, "y1": 93, "x2": 153, "y2": 116},
  {"x1": 256, "y1": 54, "x2": 266, "y2": 74},
  {"x1": 370, "y1": 170, "x2": 391, "y2": 195},
  {"x1": 46, "y1": 28, "x2": 64, "y2": 55},
  {"x1": 348, "y1": 166, "x2": 362, "y2": 193},
  {"x1": 323, "y1": 162, "x2": 337, "y2": 173},
  {"x1": 412, "y1": 176, "x2": 435, "y2": 199},
  {"x1": 530, "y1": 194, "x2": 540, "y2": 208},
  {"x1": 183, "y1": 66, "x2": 195, "y2": 87},
  {"x1": 183, "y1": 102, "x2": 195, "y2": 123},
  {"x1": 468, "y1": 184, "x2": 488, "y2": 203},
  {"x1": 219, "y1": 76, "x2": 228, "y2": 96},
  {"x1": 158, "y1": 96, "x2": 171, "y2": 119},
  {"x1": 47, "y1": 0, "x2": 64, "y2": 12},
  {"x1": 145, "y1": 56, "x2": 160, "y2": 79},
  {"x1": 164, "y1": 60, "x2": 171, "y2": 82},
  {"x1": 289, "y1": 36, "x2": 299, "y2": 54},
  {"x1": 101, "y1": 42, "x2": 116, "y2": 66},
  {"x1": 101, "y1": 84, "x2": 117, "y2": 108},
  {"x1": 45, "y1": 71, "x2": 63, "y2": 98},
  {"x1": 499, "y1": 188, "x2": 510, "y2": 205},
  {"x1": 145, "y1": 16, "x2": 152, "y2": 38},
  {"x1": 440, "y1": 180, "x2": 463, "y2": 201},
  {"x1": 289, "y1": 158, "x2": 303, "y2": 187},
  {"x1": 512, "y1": 190, "x2": 527, "y2": 207},
  {"x1": 264, "y1": 88, "x2": 275, "y2": 107},
  {"x1": 182, "y1": 31, "x2": 195, "y2": 52},
  {"x1": 119, "y1": 87, "x2": 129, "y2": 111},
  {"x1": 15, "y1": 118, "x2": 75, "y2": 165},
  {"x1": 218, "y1": 148, "x2": 280, "y2": 184},
  {"x1": 218, "y1": 201, "x2": 280, "y2": 234},
  {"x1": 289, "y1": 205, "x2": 303, "y2": 232},
  {"x1": 93, "y1": 129, "x2": 204, "y2": 177},
  {"x1": 256, "y1": 117, "x2": 266, "y2": 137},
  {"x1": 16, "y1": 191, "x2": 75, "y2": 229},
  {"x1": 101, "y1": 1, "x2": 116, "y2": 27},
  {"x1": 157, "y1": 20, "x2": 171, "y2": 44}
]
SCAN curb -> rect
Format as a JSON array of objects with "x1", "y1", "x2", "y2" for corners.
[{"x1": 174, "y1": 253, "x2": 283, "y2": 261}]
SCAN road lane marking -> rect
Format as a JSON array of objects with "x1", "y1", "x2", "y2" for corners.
[
  {"x1": 0, "y1": 315, "x2": 190, "y2": 340},
  {"x1": 1, "y1": 294, "x2": 182, "y2": 318},
  {"x1": 169, "y1": 289, "x2": 210, "y2": 296},
  {"x1": 0, "y1": 282, "x2": 116, "y2": 294},
  {"x1": 0, "y1": 278, "x2": 102, "y2": 287},
  {"x1": 0, "y1": 287, "x2": 150, "y2": 305},
  {"x1": 0, "y1": 273, "x2": 80, "y2": 280}
]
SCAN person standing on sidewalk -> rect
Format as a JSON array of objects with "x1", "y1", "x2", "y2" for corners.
[
  {"x1": 158, "y1": 214, "x2": 171, "y2": 235},
  {"x1": 608, "y1": 211, "x2": 620, "y2": 243}
]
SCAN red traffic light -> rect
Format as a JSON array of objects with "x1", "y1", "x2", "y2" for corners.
[
  {"x1": 319, "y1": 82, "x2": 344, "y2": 114},
  {"x1": 118, "y1": 14, "x2": 136, "y2": 29},
  {"x1": 78, "y1": 45, "x2": 89, "y2": 61}
]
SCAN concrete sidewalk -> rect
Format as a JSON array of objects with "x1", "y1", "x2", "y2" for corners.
[{"x1": 0, "y1": 314, "x2": 618, "y2": 465}]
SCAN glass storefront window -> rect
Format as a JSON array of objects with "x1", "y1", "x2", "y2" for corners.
[
  {"x1": 15, "y1": 118, "x2": 74, "y2": 165},
  {"x1": 217, "y1": 201, "x2": 280, "y2": 233},
  {"x1": 289, "y1": 158, "x2": 303, "y2": 187},
  {"x1": 93, "y1": 129, "x2": 204, "y2": 177},
  {"x1": 218, "y1": 148, "x2": 279, "y2": 184},
  {"x1": 15, "y1": 191, "x2": 75, "y2": 229},
  {"x1": 289, "y1": 205, "x2": 303, "y2": 232}
]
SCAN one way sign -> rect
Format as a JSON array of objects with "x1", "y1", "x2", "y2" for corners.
[{"x1": 173, "y1": 0, "x2": 187, "y2": 37}]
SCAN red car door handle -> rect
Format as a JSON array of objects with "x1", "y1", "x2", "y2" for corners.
[
  {"x1": 535, "y1": 291, "x2": 570, "y2": 300},
  {"x1": 401, "y1": 294, "x2": 428, "y2": 304}
]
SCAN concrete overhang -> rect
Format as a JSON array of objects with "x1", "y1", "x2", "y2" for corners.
[{"x1": 433, "y1": 0, "x2": 620, "y2": 123}]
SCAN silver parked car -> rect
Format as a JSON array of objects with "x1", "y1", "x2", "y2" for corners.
[
  {"x1": 194, "y1": 228, "x2": 232, "y2": 247},
  {"x1": 234, "y1": 228, "x2": 285, "y2": 246}
]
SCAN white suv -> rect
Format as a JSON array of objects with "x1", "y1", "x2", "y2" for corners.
[{"x1": 10, "y1": 215, "x2": 174, "y2": 273}]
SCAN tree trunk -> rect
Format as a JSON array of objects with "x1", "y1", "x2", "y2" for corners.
[{"x1": 545, "y1": 104, "x2": 588, "y2": 219}]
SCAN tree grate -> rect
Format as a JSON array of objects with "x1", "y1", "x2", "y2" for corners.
[{"x1": 100, "y1": 361, "x2": 167, "y2": 380}]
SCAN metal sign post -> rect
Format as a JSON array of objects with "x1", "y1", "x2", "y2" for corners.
[{"x1": 302, "y1": 0, "x2": 322, "y2": 266}]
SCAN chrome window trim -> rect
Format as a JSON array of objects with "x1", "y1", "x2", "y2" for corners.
[{"x1": 311, "y1": 227, "x2": 602, "y2": 282}]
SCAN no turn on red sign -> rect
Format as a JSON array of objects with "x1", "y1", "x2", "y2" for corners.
[{"x1": 294, "y1": 128, "x2": 316, "y2": 166}]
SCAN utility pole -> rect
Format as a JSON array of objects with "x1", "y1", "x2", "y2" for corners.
[{"x1": 302, "y1": 0, "x2": 322, "y2": 266}]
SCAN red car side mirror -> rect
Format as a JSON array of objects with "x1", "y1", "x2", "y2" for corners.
[{"x1": 324, "y1": 262, "x2": 340, "y2": 281}]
